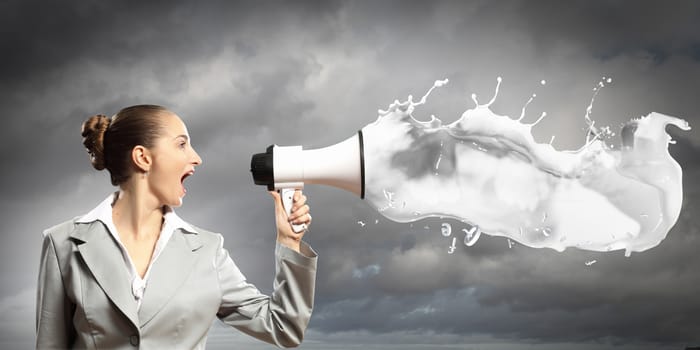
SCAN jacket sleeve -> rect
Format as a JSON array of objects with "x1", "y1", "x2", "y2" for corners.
[
  {"x1": 36, "y1": 233, "x2": 75, "y2": 349},
  {"x1": 215, "y1": 235, "x2": 318, "y2": 348}
]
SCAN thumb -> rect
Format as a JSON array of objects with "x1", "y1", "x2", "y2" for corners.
[{"x1": 268, "y1": 190, "x2": 288, "y2": 222}]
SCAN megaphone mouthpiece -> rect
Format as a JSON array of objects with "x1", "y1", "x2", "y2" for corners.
[{"x1": 250, "y1": 145, "x2": 275, "y2": 190}]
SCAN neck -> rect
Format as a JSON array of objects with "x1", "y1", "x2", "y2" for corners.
[{"x1": 112, "y1": 181, "x2": 164, "y2": 241}]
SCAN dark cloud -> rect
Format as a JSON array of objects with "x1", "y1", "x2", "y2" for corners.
[
  {"x1": 0, "y1": 0, "x2": 343, "y2": 87},
  {"x1": 669, "y1": 130, "x2": 700, "y2": 167},
  {"x1": 2, "y1": 1, "x2": 700, "y2": 349}
]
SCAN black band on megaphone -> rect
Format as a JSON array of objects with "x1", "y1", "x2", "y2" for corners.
[{"x1": 358, "y1": 129, "x2": 365, "y2": 200}]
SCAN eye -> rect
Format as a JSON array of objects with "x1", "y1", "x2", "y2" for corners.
[{"x1": 179, "y1": 141, "x2": 187, "y2": 149}]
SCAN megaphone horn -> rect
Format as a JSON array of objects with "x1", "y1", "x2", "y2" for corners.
[{"x1": 250, "y1": 131, "x2": 366, "y2": 230}]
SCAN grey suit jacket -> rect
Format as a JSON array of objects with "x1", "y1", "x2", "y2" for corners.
[{"x1": 36, "y1": 218, "x2": 317, "y2": 349}]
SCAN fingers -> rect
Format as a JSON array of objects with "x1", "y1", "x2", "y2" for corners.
[
  {"x1": 289, "y1": 196, "x2": 310, "y2": 225},
  {"x1": 289, "y1": 204, "x2": 311, "y2": 225},
  {"x1": 268, "y1": 189, "x2": 311, "y2": 226},
  {"x1": 291, "y1": 191, "x2": 307, "y2": 211},
  {"x1": 289, "y1": 213, "x2": 312, "y2": 227}
]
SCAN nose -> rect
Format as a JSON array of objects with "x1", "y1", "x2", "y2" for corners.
[{"x1": 191, "y1": 147, "x2": 203, "y2": 166}]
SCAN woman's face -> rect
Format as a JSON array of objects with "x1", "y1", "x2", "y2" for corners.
[{"x1": 147, "y1": 113, "x2": 202, "y2": 207}]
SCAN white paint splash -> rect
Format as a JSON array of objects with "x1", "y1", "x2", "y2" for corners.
[
  {"x1": 448, "y1": 237, "x2": 456, "y2": 254},
  {"x1": 441, "y1": 223, "x2": 452, "y2": 237},
  {"x1": 361, "y1": 78, "x2": 690, "y2": 255}
]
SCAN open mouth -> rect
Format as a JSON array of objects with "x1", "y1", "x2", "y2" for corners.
[{"x1": 180, "y1": 170, "x2": 195, "y2": 193}]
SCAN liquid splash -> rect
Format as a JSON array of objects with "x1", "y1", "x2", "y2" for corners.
[
  {"x1": 441, "y1": 223, "x2": 452, "y2": 237},
  {"x1": 448, "y1": 237, "x2": 456, "y2": 254},
  {"x1": 361, "y1": 78, "x2": 690, "y2": 255}
]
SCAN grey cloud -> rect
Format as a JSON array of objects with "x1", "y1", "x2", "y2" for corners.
[{"x1": 0, "y1": 0, "x2": 342, "y2": 87}]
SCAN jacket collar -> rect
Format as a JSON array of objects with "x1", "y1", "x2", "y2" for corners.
[{"x1": 69, "y1": 221, "x2": 140, "y2": 327}]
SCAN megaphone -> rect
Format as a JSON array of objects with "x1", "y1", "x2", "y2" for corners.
[{"x1": 250, "y1": 131, "x2": 366, "y2": 231}]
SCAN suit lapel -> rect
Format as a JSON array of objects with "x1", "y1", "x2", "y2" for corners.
[
  {"x1": 71, "y1": 222, "x2": 139, "y2": 328},
  {"x1": 137, "y1": 229, "x2": 203, "y2": 327}
]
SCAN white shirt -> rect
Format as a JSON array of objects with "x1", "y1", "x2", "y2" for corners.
[{"x1": 76, "y1": 192, "x2": 198, "y2": 311}]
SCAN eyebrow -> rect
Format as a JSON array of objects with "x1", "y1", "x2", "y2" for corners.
[{"x1": 174, "y1": 134, "x2": 189, "y2": 141}]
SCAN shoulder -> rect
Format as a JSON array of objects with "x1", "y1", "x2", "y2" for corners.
[
  {"x1": 184, "y1": 223, "x2": 226, "y2": 248},
  {"x1": 42, "y1": 217, "x2": 107, "y2": 249},
  {"x1": 40, "y1": 217, "x2": 89, "y2": 261},
  {"x1": 42, "y1": 217, "x2": 81, "y2": 241}
]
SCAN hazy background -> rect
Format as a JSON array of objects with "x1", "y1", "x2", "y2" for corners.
[{"x1": 1, "y1": 1, "x2": 699, "y2": 349}]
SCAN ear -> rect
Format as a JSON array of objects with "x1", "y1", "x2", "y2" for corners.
[{"x1": 131, "y1": 145, "x2": 152, "y2": 173}]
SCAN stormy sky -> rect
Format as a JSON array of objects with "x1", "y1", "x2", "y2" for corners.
[{"x1": 2, "y1": 0, "x2": 700, "y2": 349}]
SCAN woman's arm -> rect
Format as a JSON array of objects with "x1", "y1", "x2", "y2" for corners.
[
  {"x1": 215, "y1": 236, "x2": 317, "y2": 347},
  {"x1": 216, "y1": 190, "x2": 317, "y2": 347},
  {"x1": 36, "y1": 233, "x2": 75, "y2": 349}
]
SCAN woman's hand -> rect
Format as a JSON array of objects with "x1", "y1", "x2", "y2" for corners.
[{"x1": 270, "y1": 190, "x2": 311, "y2": 252}]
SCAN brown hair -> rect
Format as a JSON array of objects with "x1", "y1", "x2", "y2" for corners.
[{"x1": 81, "y1": 105, "x2": 170, "y2": 186}]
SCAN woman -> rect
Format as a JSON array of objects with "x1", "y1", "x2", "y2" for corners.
[{"x1": 36, "y1": 105, "x2": 316, "y2": 349}]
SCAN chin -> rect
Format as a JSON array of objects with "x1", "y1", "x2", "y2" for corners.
[
  {"x1": 172, "y1": 198, "x2": 184, "y2": 207},
  {"x1": 164, "y1": 195, "x2": 184, "y2": 208}
]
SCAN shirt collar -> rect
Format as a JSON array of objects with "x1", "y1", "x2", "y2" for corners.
[
  {"x1": 76, "y1": 192, "x2": 198, "y2": 234},
  {"x1": 162, "y1": 206, "x2": 198, "y2": 234}
]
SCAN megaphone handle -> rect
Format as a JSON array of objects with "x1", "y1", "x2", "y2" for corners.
[{"x1": 280, "y1": 188, "x2": 307, "y2": 233}]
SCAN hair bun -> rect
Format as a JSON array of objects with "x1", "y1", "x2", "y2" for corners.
[{"x1": 81, "y1": 114, "x2": 111, "y2": 170}]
